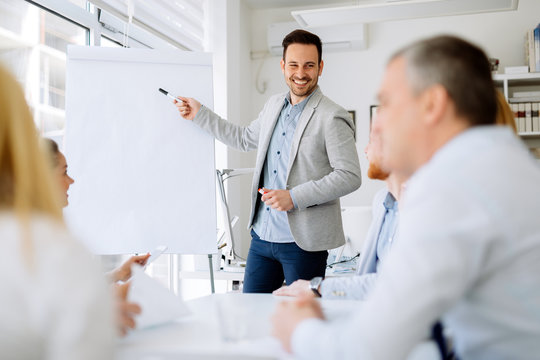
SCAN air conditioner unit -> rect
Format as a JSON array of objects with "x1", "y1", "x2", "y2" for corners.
[{"x1": 267, "y1": 22, "x2": 368, "y2": 56}]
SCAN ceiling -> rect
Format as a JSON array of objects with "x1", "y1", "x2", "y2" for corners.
[{"x1": 243, "y1": 0, "x2": 355, "y2": 10}]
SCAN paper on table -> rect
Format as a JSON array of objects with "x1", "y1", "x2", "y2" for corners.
[{"x1": 128, "y1": 266, "x2": 191, "y2": 329}]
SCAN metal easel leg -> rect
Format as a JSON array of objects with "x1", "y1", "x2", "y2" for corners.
[{"x1": 208, "y1": 254, "x2": 215, "y2": 294}]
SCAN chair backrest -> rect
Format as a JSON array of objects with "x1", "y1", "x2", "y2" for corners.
[{"x1": 341, "y1": 206, "x2": 373, "y2": 254}]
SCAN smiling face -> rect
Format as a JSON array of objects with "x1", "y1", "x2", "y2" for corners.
[
  {"x1": 280, "y1": 43, "x2": 323, "y2": 105},
  {"x1": 54, "y1": 152, "x2": 75, "y2": 207}
]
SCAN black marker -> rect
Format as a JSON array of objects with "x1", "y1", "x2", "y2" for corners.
[{"x1": 158, "y1": 88, "x2": 182, "y2": 102}]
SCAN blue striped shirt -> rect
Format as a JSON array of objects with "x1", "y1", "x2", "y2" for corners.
[{"x1": 252, "y1": 93, "x2": 313, "y2": 243}]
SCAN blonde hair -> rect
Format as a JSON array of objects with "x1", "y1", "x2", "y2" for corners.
[
  {"x1": 495, "y1": 90, "x2": 518, "y2": 133},
  {"x1": 0, "y1": 65, "x2": 63, "y2": 220}
]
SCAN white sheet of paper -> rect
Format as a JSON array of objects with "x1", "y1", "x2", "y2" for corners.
[
  {"x1": 65, "y1": 47, "x2": 216, "y2": 255},
  {"x1": 128, "y1": 266, "x2": 191, "y2": 329}
]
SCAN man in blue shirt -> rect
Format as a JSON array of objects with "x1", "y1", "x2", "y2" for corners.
[
  {"x1": 175, "y1": 30, "x2": 361, "y2": 293},
  {"x1": 274, "y1": 116, "x2": 406, "y2": 299}
]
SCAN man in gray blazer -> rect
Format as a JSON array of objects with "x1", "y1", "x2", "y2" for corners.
[
  {"x1": 175, "y1": 30, "x2": 361, "y2": 293},
  {"x1": 273, "y1": 115, "x2": 406, "y2": 300}
]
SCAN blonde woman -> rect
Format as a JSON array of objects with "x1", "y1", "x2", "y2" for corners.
[{"x1": 0, "y1": 65, "x2": 115, "y2": 359}]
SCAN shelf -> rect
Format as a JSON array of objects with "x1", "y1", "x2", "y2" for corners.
[
  {"x1": 494, "y1": 72, "x2": 540, "y2": 88},
  {"x1": 493, "y1": 72, "x2": 540, "y2": 81},
  {"x1": 519, "y1": 132, "x2": 540, "y2": 138}
]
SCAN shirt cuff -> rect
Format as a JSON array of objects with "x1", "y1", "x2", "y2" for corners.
[
  {"x1": 291, "y1": 318, "x2": 327, "y2": 359},
  {"x1": 289, "y1": 189, "x2": 298, "y2": 209}
]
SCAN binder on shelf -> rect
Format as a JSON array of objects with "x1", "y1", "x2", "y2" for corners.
[
  {"x1": 504, "y1": 66, "x2": 528, "y2": 74},
  {"x1": 511, "y1": 103, "x2": 519, "y2": 130},
  {"x1": 535, "y1": 25, "x2": 540, "y2": 72},
  {"x1": 528, "y1": 29, "x2": 536, "y2": 72},
  {"x1": 525, "y1": 102, "x2": 533, "y2": 133},
  {"x1": 532, "y1": 103, "x2": 540, "y2": 132},
  {"x1": 518, "y1": 103, "x2": 526, "y2": 133}
]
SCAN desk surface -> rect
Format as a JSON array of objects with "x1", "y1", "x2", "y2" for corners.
[
  {"x1": 117, "y1": 293, "x2": 290, "y2": 359},
  {"x1": 117, "y1": 293, "x2": 439, "y2": 360},
  {"x1": 179, "y1": 269, "x2": 245, "y2": 281}
]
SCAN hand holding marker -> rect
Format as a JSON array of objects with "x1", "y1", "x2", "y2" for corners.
[
  {"x1": 159, "y1": 88, "x2": 199, "y2": 120},
  {"x1": 259, "y1": 188, "x2": 268, "y2": 202}
]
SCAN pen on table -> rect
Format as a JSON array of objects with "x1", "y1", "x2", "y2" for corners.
[
  {"x1": 158, "y1": 88, "x2": 183, "y2": 103},
  {"x1": 217, "y1": 243, "x2": 227, "y2": 250}
]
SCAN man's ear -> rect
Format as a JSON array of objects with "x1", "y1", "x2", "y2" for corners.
[
  {"x1": 421, "y1": 85, "x2": 449, "y2": 127},
  {"x1": 318, "y1": 60, "x2": 324, "y2": 76},
  {"x1": 280, "y1": 58, "x2": 285, "y2": 74}
]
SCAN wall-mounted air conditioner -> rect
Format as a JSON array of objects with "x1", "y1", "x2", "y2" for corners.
[{"x1": 267, "y1": 22, "x2": 368, "y2": 56}]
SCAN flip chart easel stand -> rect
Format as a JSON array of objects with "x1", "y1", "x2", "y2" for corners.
[{"x1": 209, "y1": 168, "x2": 253, "y2": 293}]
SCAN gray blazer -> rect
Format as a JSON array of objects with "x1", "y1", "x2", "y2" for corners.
[
  {"x1": 321, "y1": 187, "x2": 400, "y2": 299},
  {"x1": 192, "y1": 87, "x2": 361, "y2": 251}
]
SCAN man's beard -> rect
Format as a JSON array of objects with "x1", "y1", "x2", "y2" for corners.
[{"x1": 367, "y1": 161, "x2": 390, "y2": 180}]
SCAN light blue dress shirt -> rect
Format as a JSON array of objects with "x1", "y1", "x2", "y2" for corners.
[
  {"x1": 252, "y1": 93, "x2": 313, "y2": 243},
  {"x1": 375, "y1": 192, "x2": 398, "y2": 271}
]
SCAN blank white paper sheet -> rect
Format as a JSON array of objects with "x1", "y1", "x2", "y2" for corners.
[{"x1": 64, "y1": 46, "x2": 216, "y2": 255}]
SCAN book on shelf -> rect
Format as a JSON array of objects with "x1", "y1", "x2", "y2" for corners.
[
  {"x1": 533, "y1": 103, "x2": 540, "y2": 132},
  {"x1": 511, "y1": 103, "x2": 519, "y2": 131},
  {"x1": 505, "y1": 66, "x2": 528, "y2": 74},
  {"x1": 535, "y1": 25, "x2": 540, "y2": 72},
  {"x1": 525, "y1": 23, "x2": 540, "y2": 73},
  {"x1": 518, "y1": 103, "x2": 526, "y2": 133},
  {"x1": 525, "y1": 102, "x2": 533, "y2": 132},
  {"x1": 527, "y1": 28, "x2": 536, "y2": 72},
  {"x1": 511, "y1": 102, "x2": 540, "y2": 134}
]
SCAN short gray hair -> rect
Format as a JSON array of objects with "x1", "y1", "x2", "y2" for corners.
[{"x1": 391, "y1": 35, "x2": 496, "y2": 127}]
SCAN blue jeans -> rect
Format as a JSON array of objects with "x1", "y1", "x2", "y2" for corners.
[{"x1": 242, "y1": 230, "x2": 328, "y2": 293}]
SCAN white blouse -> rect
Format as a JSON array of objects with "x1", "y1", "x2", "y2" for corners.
[{"x1": 0, "y1": 213, "x2": 115, "y2": 360}]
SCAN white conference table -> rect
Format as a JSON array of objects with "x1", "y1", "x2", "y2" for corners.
[{"x1": 116, "y1": 293, "x2": 440, "y2": 360}]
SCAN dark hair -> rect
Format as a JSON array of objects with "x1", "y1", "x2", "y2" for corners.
[
  {"x1": 43, "y1": 138, "x2": 60, "y2": 166},
  {"x1": 391, "y1": 35, "x2": 496, "y2": 127},
  {"x1": 282, "y1": 29, "x2": 322, "y2": 64}
]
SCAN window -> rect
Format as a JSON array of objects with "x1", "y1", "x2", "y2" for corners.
[
  {"x1": 0, "y1": 0, "x2": 210, "y2": 297},
  {"x1": 100, "y1": 35, "x2": 122, "y2": 47},
  {"x1": 0, "y1": 0, "x2": 88, "y2": 140}
]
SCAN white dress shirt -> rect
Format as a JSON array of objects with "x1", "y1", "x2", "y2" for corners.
[
  {"x1": 0, "y1": 213, "x2": 115, "y2": 360},
  {"x1": 291, "y1": 127, "x2": 540, "y2": 360}
]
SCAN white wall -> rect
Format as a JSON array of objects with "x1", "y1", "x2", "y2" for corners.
[
  {"x1": 247, "y1": 0, "x2": 540, "y2": 208},
  {"x1": 226, "y1": 0, "x2": 255, "y2": 259},
  {"x1": 208, "y1": 0, "x2": 254, "y2": 258},
  {"x1": 222, "y1": 0, "x2": 540, "y2": 255}
]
